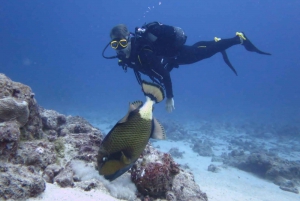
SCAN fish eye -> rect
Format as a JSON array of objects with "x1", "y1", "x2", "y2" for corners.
[{"x1": 102, "y1": 157, "x2": 108, "y2": 162}]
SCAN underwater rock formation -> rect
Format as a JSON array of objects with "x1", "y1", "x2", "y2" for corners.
[
  {"x1": 0, "y1": 74, "x2": 208, "y2": 200},
  {"x1": 0, "y1": 97, "x2": 29, "y2": 126},
  {"x1": 172, "y1": 170, "x2": 208, "y2": 201},
  {"x1": 168, "y1": 147, "x2": 185, "y2": 158},
  {"x1": 223, "y1": 150, "x2": 300, "y2": 194},
  {"x1": 131, "y1": 145, "x2": 208, "y2": 200},
  {"x1": 10, "y1": 140, "x2": 57, "y2": 171},
  {"x1": 0, "y1": 120, "x2": 21, "y2": 160},
  {"x1": 0, "y1": 162, "x2": 45, "y2": 200},
  {"x1": 0, "y1": 73, "x2": 43, "y2": 140},
  {"x1": 192, "y1": 139, "x2": 214, "y2": 157}
]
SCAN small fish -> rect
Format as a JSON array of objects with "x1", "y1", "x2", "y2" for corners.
[{"x1": 97, "y1": 81, "x2": 166, "y2": 181}]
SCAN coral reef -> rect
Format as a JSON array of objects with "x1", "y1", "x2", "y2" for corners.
[
  {"x1": 192, "y1": 139, "x2": 214, "y2": 157},
  {"x1": 131, "y1": 144, "x2": 207, "y2": 200},
  {"x1": 0, "y1": 97, "x2": 29, "y2": 126},
  {"x1": 172, "y1": 171, "x2": 208, "y2": 201},
  {"x1": 0, "y1": 74, "x2": 208, "y2": 200},
  {"x1": 0, "y1": 162, "x2": 45, "y2": 200},
  {"x1": 223, "y1": 150, "x2": 300, "y2": 194},
  {"x1": 0, "y1": 73, "x2": 43, "y2": 141},
  {"x1": 168, "y1": 147, "x2": 185, "y2": 158},
  {"x1": 0, "y1": 120, "x2": 21, "y2": 160}
]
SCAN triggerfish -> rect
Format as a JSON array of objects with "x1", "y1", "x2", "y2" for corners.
[{"x1": 97, "y1": 80, "x2": 166, "y2": 181}]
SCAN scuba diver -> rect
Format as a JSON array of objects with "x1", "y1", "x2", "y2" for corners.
[{"x1": 102, "y1": 22, "x2": 271, "y2": 113}]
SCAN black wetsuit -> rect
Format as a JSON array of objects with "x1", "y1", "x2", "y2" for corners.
[
  {"x1": 119, "y1": 35, "x2": 241, "y2": 99},
  {"x1": 177, "y1": 37, "x2": 241, "y2": 64},
  {"x1": 119, "y1": 37, "x2": 174, "y2": 99},
  {"x1": 118, "y1": 24, "x2": 270, "y2": 99}
]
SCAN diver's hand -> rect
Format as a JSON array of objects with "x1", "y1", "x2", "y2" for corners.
[{"x1": 165, "y1": 98, "x2": 175, "y2": 113}]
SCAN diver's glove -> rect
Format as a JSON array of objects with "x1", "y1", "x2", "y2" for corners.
[{"x1": 165, "y1": 98, "x2": 175, "y2": 113}]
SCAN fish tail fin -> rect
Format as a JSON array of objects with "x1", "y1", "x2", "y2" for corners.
[{"x1": 142, "y1": 80, "x2": 165, "y2": 103}]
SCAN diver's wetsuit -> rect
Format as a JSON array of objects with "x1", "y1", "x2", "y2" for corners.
[
  {"x1": 118, "y1": 23, "x2": 270, "y2": 100},
  {"x1": 120, "y1": 36, "x2": 241, "y2": 99},
  {"x1": 176, "y1": 37, "x2": 241, "y2": 65},
  {"x1": 119, "y1": 37, "x2": 174, "y2": 99}
]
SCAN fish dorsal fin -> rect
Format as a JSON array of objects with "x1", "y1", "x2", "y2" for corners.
[
  {"x1": 151, "y1": 118, "x2": 166, "y2": 140},
  {"x1": 120, "y1": 151, "x2": 131, "y2": 165},
  {"x1": 118, "y1": 101, "x2": 143, "y2": 123},
  {"x1": 131, "y1": 100, "x2": 143, "y2": 109}
]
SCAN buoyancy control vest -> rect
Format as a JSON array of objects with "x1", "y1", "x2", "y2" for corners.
[{"x1": 135, "y1": 21, "x2": 187, "y2": 58}]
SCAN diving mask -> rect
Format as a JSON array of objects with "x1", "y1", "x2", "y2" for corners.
[{"x1": 110, "y1": 38, "x2": 128, "y2": 50}]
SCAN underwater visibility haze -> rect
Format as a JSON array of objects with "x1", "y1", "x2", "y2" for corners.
[
  {"x1": 1, "y1": 0, "x2": 299, "y2": 125},
  {"x1": 1, "y1": 1, "x2": 300, "y2": 199}
]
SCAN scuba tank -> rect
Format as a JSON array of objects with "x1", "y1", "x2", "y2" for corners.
[{"x1": 135, "y1": 21, "x2": 187, "y2": 58}]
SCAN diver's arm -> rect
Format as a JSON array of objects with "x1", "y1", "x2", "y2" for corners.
[
  {"x1": 139, "y1": 49, "x2": 175, "y2": 112},
  {"x1": 152, "y1": 65, "x2": 175, "y2": 112},
  {"x1": 140, "y1": 49, "x2": 174, "y2": 99}
]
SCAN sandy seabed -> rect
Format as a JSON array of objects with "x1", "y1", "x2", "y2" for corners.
[{"x1": 27, "y1": 117, "x2": 300, "y2": 201}]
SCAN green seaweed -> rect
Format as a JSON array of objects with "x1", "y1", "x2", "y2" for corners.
[{"x1": 54, "y1": 138, "x2": 65, "y2": 158}]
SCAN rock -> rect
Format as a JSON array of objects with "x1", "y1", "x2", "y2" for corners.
[
  {"x1": 47, "y1": 129, "x2": 58, "y2": 142},
  {"x1": 0, "y1": 74, "x2": 209, "y2": 200},
  {"x1": 0, "y1": 73, "x2": 44, "y2": 140},
  {"x1": 131, "y1": 146, "x2": 180, "y2": 198},
  {"x1": 54, "y1": 165, "x2": 74, "y2": 187},
  {"x1": 40, "y1": 108, "x2": 67, "y2": 130},
  {"x1": 279, "y1": 186, "x2": 299, "y2": 194},
  {"x1": 58, "y1": 128, "x2": 69, "y2": 137},
  {"x1": 208, "y1": 164, "x2": 220, "y2": 173},
  {"x1": 0, "y1": 162, "x2": 45, "y2": 200},
  {"x1": 172, "y1": 170, "x2": 208, "y2": 201},
  {"x1": 192, "y1": 139, "x2": 213, "y2": 157},
  {"x1": 0, "y1": 97, "x2": 29, "y2": 126},
  {"x1": 166, "y1": 191, "x2": 177, "y2": 201},
  {"x1": 168, "y1": 147, "x2": 184, "y2": 158},
  {"x1": 0, "y1": 120, "x2": 21, "y2": 160},
  {"x1": 42, "y1": 164, "x2": 63, "y2": 183},
  {"x1": 223, "y1": 151, "x2": 300, "y2": 193},
  {"x1": 131, "y1": 145, "x2": 207, "y2": 200},
  {"x1": 11, "y1": 140, "x2": 56, "y2": 171}
]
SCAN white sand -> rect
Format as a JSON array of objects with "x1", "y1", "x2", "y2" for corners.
[
  {"x1": 27, "y1": 183, "x2": 121, "y2": 201},
  {"x1": 27, "y1": 116, "x2": 300, "y2": 201},
  {"x1": 153, "y1": 140, "x2": 300, "y2": 201}
]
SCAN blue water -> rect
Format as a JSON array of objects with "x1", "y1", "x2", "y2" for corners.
[{"x1": 1, "y1": 0, "x2": 299, "y2": 126}]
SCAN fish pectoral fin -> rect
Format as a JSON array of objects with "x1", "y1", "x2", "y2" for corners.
[
  {"x1": 118, "y1": 101, "x2": 143, "y2": 123},
  {"x1": 151, "y1": 118, "x2": 166, "y2": 140},
  {"x1": 121, "y1": 151, "x2": 131, "y2": 165}
]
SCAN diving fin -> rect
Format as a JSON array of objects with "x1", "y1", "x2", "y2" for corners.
[
  {"x1": 221, "y1": 51, "x2": 238, "y2": 76},
  {"x1": 236, "y1": 32, "x2": 271, "y2": 55}
]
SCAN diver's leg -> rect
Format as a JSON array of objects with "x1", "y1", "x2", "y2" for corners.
[
  {"x1": 236, "y1": 32, "x2": 271, "y2": 55},
  {"x1": 176, "y1": 37, "x2": 240, "y2": 65},
  {"x1": 192, "y1": 36, "x2": 241, "y2": 60}
]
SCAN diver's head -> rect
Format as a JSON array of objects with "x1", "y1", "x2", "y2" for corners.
[{"x1": 110, "y1": 24, "x2": 131, "y2": 58}]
